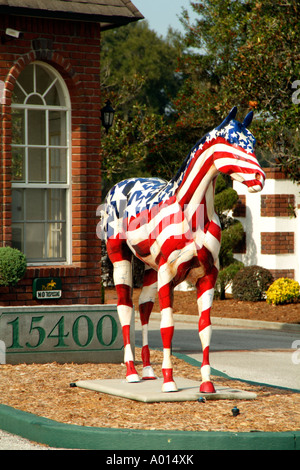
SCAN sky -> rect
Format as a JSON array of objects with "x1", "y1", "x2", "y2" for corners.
[{"x1": 131, "y1": 0, "x2": 196, "y2": 37}]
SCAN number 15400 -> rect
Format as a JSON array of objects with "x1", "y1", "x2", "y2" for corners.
[{"x1": 6, "y1": 314, "x2": 118, "y2": 350}]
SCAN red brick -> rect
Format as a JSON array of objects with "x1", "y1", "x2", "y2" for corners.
[
  {"x1": 269, "y1": 269, "x2": 295, "y2": 280},
  {"x1": 261, "y1": 232, "x2": 294, "y2": 254},
  {"x1": 263, "y1": 167, "x2": 287, "y2": 179},
  {"x1": 261, "y1": 194, "x2": 295, "y2": 217}
]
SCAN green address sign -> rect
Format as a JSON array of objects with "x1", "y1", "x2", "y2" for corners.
[{"x1": 0, "y1": 305, "x2": 130, "y2": 364}]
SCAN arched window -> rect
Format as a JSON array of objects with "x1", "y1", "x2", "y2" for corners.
[{"x1": 11, "y1": 61, "x2": 71, "y2": 264}]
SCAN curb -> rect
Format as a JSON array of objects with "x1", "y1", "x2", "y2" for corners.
[
  {"x1": 0, "y1": 353, "x2": 299, "y2": 450},
  {"x1": 0, "y1": 403, "x2": 299, "y2": 450},
  {"x1": 211, "y1": 317, "x2": 300, "y2": 333}
]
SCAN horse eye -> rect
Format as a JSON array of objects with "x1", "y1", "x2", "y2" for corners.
[{"x1": 255, "y1": 172, "x2": 261, "y2": 180}]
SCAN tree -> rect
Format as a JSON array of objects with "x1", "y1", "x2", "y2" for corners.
[
  {"x1": 221, "y1": 1, "x2": 300, "y2": 182},
  {"x1": 100, "y1": 21, "x2": 186, "y2": 192},
  {"x1": 100, "y1": 103, "x2": 173, "y2": 194},
  {"x1": 101, "y1": 21, "x2": 183, "y2": 115},
  {"x1": 176, "y1": 0, "x2": 300, "y2": 182}
]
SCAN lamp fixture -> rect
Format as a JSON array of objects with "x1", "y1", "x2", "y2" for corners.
[
  {"x1": 1, "y1": 28, "x2": 23, "y2": 44},
  {"x1": 101, "y1": 100, "x2": 115, "y2": 134}
]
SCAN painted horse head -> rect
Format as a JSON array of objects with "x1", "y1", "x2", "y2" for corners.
[{"x1": 213, "y1": 106, "x2": 265, "y2": 192}]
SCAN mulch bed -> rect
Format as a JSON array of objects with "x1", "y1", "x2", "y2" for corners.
[
  {"x1": 0, "y1": 348, "x2": 299, "y2": 433},
  {"x1": 0, "y1": 290, "x2": 299, "y2": 434}
]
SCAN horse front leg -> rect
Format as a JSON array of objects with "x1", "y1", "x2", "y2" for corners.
[
  {"x1": 196, "y1": 265, "x2": 218, "y2": 393},
  {"x1": 108, "y1": 238, "x2": 139, "y2": 383},
  {"x1": 139, "y1": 266, "x2": 158, "y2": 380},
  {"x1": 114, "y1": 261, "x2": 139, "y2": 382},
  {"x1": 158, "y1": 265, "x2": 178, "y2": 392}
]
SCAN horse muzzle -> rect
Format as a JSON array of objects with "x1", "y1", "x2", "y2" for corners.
[
  {"x1": 231, "y1": 170, "x2": 265, "y2": 192},
  {"x1": 247, "y1": 170, "x2": 265, "y2": 193}
]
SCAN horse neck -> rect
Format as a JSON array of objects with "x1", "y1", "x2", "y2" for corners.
[{"x1": 173, "y1": 139, "x2": 219, "y2": 210}]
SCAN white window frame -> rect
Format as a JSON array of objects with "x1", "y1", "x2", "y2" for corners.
[{"x1": 11, "y1": 61, "x2": 72, "y2": 265}]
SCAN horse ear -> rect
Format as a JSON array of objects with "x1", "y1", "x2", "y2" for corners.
[
  {"x1": 243, "y1": 111, "x2": 253, "y2": 128},
  {"x1": 216, "y1": 106, "x2": 238, "y2": 130}
]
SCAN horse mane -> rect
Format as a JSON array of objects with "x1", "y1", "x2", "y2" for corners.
[
  {"x1": 169, "y1": 107, "x2": 255, "y2": 192},
  {"x1": 170, "y1": 130, "x2": 212, "y2": 190}
]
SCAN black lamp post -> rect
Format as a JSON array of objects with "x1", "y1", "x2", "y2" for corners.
[{"x1": 101, "y1": 99, "x2": 115, "y2": 134}]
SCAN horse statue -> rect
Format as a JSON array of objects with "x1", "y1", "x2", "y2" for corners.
[{"x1": 100, "y1": 106, "x2": 265, "y2": 393}]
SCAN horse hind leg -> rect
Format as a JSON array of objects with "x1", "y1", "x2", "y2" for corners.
[
  {"x1": 196, "y1": 267, "x2": 218, "y2": 393},
  {"x1": 109, "y1": 241, "x2": 139, "y2": 383},
  {"x1": 138, "y1": 266, "x2": 158, "y2": 380},
  {"x1": 158, "y1": 267, "x2": 178, "y2": 392}
]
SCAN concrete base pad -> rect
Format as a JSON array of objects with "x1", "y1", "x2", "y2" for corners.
[{"x1": 74, "y1": 377, "x2": 257, "y2": 403}]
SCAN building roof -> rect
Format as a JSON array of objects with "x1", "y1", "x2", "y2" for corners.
[{"x1": 0, "y1": 0, "x2": 144, "y2": 30}]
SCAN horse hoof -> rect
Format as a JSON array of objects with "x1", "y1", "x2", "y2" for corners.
[
  {"x1": 125, "y1": 361, "x2": 139, "y2": 382},
  {"x1": 142, "y1": 366, "x2": 157, "y2": 380},
  {"x1": 162, "y1": 381, "x2": 178, "y2": 393},
  {"x1": 126, "y1": 373, "x2": 140, "y2": 383},
  {"x1": 200, "y1": 381, "x2": 216, "y2": 393}
]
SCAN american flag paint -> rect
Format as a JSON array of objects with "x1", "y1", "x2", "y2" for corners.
[{"x1": 99, "y1": 107, "x2": 265, "y2": 393}]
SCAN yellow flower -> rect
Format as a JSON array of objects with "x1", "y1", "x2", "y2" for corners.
[{"x1": 266, "y1": 278, "x2": 300, "y2": 305}]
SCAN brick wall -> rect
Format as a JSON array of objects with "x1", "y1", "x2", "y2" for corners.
[
  {"x1": 0, "y1": 266, "x2": 104, "y2": 306},
  {"x1": 261, "y1": 232, "x2": 294, "y2": 255},
  {"x1": 269, "y1": 269, "x2": 295, "y2": 280},
  {"x1": 233, "y1": 167, "x2": 299, "y2": 282},
  {"x1": 261, "y1": 194, "x2": 295, "y2": 217},
  {"x1": 0, "y1": 14, "x2": 103, "y2": 305},
  {"x1": 263, "y1": 168, "x2": 287, "y2": 180}
]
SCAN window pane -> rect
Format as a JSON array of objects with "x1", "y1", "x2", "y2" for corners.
[
  {"x1": 49, "y1": 111, "x2": 67, "y2": 145},
  {"x1": 28, "y1": 109, "x2": 46, "y2": 145},
  {"x1": 26, "y1": 94, "x2": 44, "y2": 105},
  {"x1": 48, "y1": 189, "x2": 66, "y2": 221},
  {"x1": 36, "y1": 65, "x2": 53, "y2": 95},
  {"x1": 26, "y1": 189, "x2": 45, "y2": 221},
  {"x1": 16, "y1": 64, "x2": 34, "y2": 96},
  {"x1": 48, "y1": 223, "x2": 66, "y2": 259},
  {"x1": 12, "y1": 189, "x2": 24, "y2": 221},
  {"x1": 28, "y1": 148, "x2": 46, "y2": 182},
  {"x1": 44, "y1": 81, "x2": 61, "y2": 106},
  {"x1": 12, "y1": 224, "x2": 24, "y2": 252},
  {"x1": 12, "y1": 82, "x2": 27, "y2": 104},
  {"x1": 25, "y1": 223, "x2": 45, "y2": 260},
  {"x1": 12, "y1": 148, "x2": 25, "y2": 182},
  {"x1": 49, "y1": 149, "x2": 67, "y2": 183},
  {"x1": 11, "y1": 109, "x2": 25, "y2": 144}
]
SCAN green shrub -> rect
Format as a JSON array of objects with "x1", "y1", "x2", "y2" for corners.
[
  {"x1": 215, "y1": 261, "x2": 243, "y2": 299},
  {"x1": 232, "y1": 265, "x2": 274, "y2": 302},
  {"x1": 266, "y1": 278, "x2": 300, "y2": 305},
  {"x1": 0, "y1": 247, "x2": 27, "y2": 287}
]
